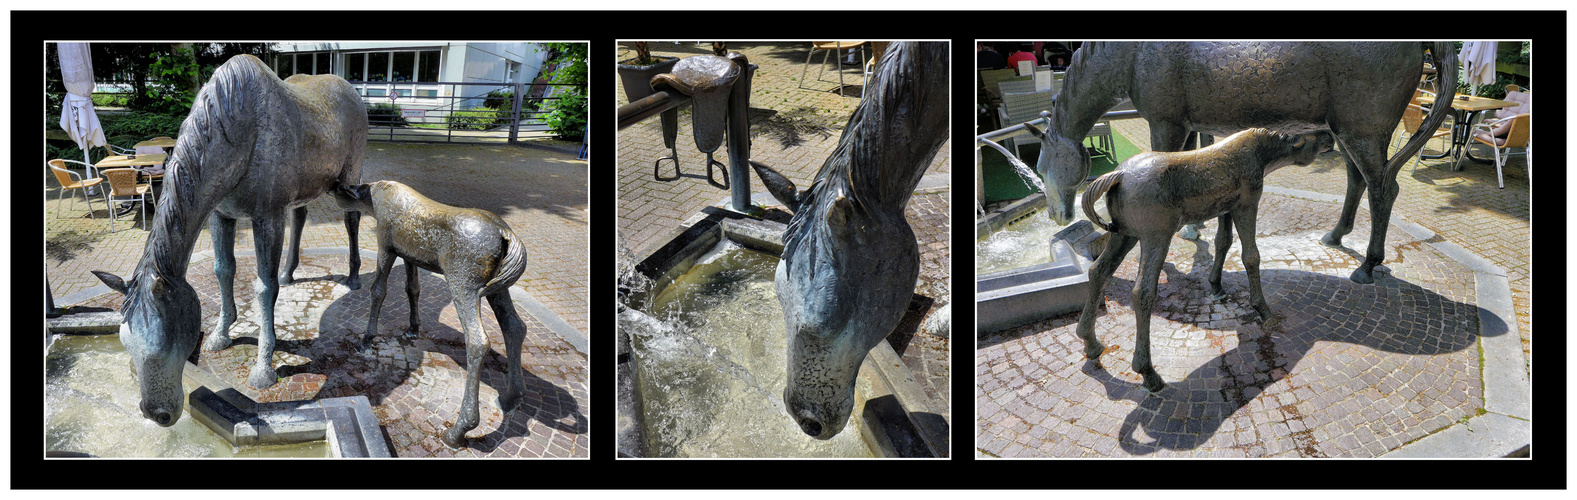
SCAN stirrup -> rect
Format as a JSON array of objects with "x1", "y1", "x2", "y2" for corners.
[
  {"x1": 705, "y1": 153, "x2": 729, "y2": 190},
  {"x1": 653, "y1": 148, "x2": 681, "y2": 181}
]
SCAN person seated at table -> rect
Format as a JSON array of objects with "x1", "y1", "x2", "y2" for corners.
[{"x1": 1006, "y1": 43, "x2": 1038, "y2": 74}]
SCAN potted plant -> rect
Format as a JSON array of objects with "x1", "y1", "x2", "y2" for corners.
[{"x1": 617, "y1": 42, "x2": 680, "y2": 102}]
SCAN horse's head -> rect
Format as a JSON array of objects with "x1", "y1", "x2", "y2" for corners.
[
  {"x1": 90, "y1": 268, "x2": 202, "y2": 427},
  {"x1": 1024, "y1": 112, "x2": 1090, "y2": 225},
  {"x1": 778, "y1": 192, "x2": 918, "y2": 440},
  {"x1": 1249, "y1": 129, "x2": 1336, "y2": 175}
]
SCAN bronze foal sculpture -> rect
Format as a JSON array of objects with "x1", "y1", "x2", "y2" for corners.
[
  {"x1": 1068, "y1": 128, "x2": 1333, "y2": 393},
  {"x1": 1032, "y1": 42, "x2": 1456, "y2": 284},
  {"x1": 749, "y1": 41, "x2": 950, "y2": 439},
  {"x1": 91, "y1": 54, "x2": 364, "y2": 426},
  {"x1": 334, "y1": 180, "x2": 529, "y2": 449}
]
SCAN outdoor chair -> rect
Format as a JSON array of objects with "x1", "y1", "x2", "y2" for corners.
[
  {"x1": 862, "y1": 42, "x2": 891, "y2": 95},
  {"x1": 101, "y1": 168, "x2": 153, "y2": 231},
  {"x1": 134, "y1": 144, "x2": 167, "y2": 182},
  {"x1": 47, "y1": 159, "x2": 110, "y2": 222},
  {"x1": 800, "y1": 41, "x2": 867, "y2": 97},
  {"x1": 1399, "y1": 102, "x2": 1455, "y2": 176},
  {"x1": 998, "y1": 90, "x2": 1112, "y2": 161},
  {"x1": 996, "y1": 76, "x2": 1036, "y2": 97},
  {"x1": 1467, "y1": 112, "x2": 1529, "y2": 189}
]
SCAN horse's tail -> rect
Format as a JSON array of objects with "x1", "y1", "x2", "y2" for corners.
[
  {"x1": 1081, "y1": 170, "x2": 1122, "y2": 233},
  {"x1": 481, "y1": 223, "x2": 528, "y2": 298},
  {"x1": 1386, "y1": 42, "x2": 1458, "y2": 177}
]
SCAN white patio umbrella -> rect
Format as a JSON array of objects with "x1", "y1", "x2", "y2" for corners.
[
  {"x1": 1461, "y1": 41, "x2": 1498, "y2": 96},
  {"x1": 57, "y1": 42, "x2": 106, "y2": 194}
]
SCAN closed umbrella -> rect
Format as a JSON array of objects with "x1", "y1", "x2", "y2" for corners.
[
  {"x1": 1461, "y1": 41, "x2": 1498, "y2": 96},
  {"x1": 57, "y1": 42, "x2": 106, "y2": 194}
]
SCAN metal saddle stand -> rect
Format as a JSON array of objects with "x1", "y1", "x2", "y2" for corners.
[{"x1": 650, "y1": 53, "x2": 752, "y2": 190}]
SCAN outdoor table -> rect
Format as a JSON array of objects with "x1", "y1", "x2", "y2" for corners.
[
  {"x1": 134, "y1": 138, "x2": 176, "y2": 149},
  {"x1": 1414, "y1": 94, "x2": 1520, "y2": 169}
]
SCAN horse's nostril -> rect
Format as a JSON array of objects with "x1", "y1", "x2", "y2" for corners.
[
  {"x1": 154, "y1": 411, "x2": 173, "y2": 426},
  {"x1": 799, "y1": 418, "x2": 822, "y2": 437}
]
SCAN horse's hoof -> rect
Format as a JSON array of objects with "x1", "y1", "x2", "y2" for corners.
[
  {"x1": 1083, "y1": 340, "x2": 1105, "y2": 360},
  {"x1": 1349, "y1": 268, "x2": 1375, "y2": 285},
  {"x1": 344, "y1": 276, "x2": 362, "y2": 291},
  {"x1": 1209, "y1": 290, "x2": 1227, "y2": 302},
  {"x1": 499, "y1": 393, "x2": 522, "y2": 412},
  {"x1": 247, "y1": 365, "x2": 278, "y2": 389},
  {"x1": 1262, "y1": 313, "x2": 1283, "y2": 331},
  {"x1": 203, "y1": 332, "x2": 231, "y2": 352},
  {"x1": 1319, "y1": 232, "x2": 1343, "y2": 248},
  {"x1": 1140, "y1": 374, "x2": 1167, "y2": 394},
  {"x1": 277, "y1": 274, "x2": 295, "y2": 287},
  {"x1": 441, "y1": 429, "x2": 468, "y2": 449},
  {"x1": 1179, "y1": 225, "x2": 1200, "y2": 240}
]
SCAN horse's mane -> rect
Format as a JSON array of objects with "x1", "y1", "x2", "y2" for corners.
[
  {"x1": 123, "y1": 56, "x2": 273, "y2": 313},
  {"x1": 784, "y1": 42, "x2": 946, "y2": 259}
]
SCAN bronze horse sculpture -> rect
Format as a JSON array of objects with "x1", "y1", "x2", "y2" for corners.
[
  {"x1": 1033, "y1": 42, "x2": 1456, "y2": 284},
  {"x1": 1069, "y1": 128, "x2": 1332, "y2": 393},
  {"x1": 333, "y1": 180, "x2": 529, "y2": 448},
  {"x1": 750, "y1": 41, "x2": 949, "y2": 439},
  {"x1": 91, "y1": 54, "x2": 365, "y2": 426}
]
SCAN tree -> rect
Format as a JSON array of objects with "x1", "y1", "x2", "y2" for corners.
[{"x1": 539, "y1": 43, "x2": 588, "y2": 141}]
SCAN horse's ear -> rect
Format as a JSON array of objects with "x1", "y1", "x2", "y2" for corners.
[
  {"x1": 150, "y1": 274, "x2": 168, "y2": 295},
  {"x1": 1291, "y1": 135, "x2": 1307, "y2": 149},
  {"x1": 826, "y1": 195, "x2": 854, "y2": 238},
  {"x1": 1023, "y1": 122, "x2": 1045, "y2": 139},
  {"x1": 91, "y1": 271, "x2": 128, "y2": 295}
]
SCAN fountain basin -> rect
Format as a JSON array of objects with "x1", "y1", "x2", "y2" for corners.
[
  {"x1": 975, "y1": 194, "x2": 1102, "y2": 336},
  {"x1": 619, "y1": 206, "x2": 945, "y2": 457}
]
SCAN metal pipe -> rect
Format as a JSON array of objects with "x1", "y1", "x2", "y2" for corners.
[
  {"x1": 618, "y1": 91, "x2": 692, "y2": 130},
  {"x1": 727, "y1": 63, "x2": 759, "y2": 211}
]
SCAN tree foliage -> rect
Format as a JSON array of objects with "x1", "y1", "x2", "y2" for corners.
[{"x1": 539, "y1": 43, "x2": 588, "y2": 141}]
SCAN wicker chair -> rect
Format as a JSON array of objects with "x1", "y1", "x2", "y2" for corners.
[
  {"x1": 47, "y1": 159, "x2": 110, "y2": 221},
  {"x1": 800, "y1": 41, "x2": 867, "y2": 97},
  {"x1": 101, "y1": 168, "x2": 153, "y2": 231}
]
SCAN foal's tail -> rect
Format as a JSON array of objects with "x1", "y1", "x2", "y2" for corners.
[
  {"x1": 1081, "y1": 170, "x2": 1123, "y2": 233},
  {"x1": 481, "y1": 224, "x2": 528, "y2": 298}
]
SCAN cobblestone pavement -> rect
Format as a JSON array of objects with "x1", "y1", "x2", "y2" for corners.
[
  {"x1": 75, "y1": 253, "x2": 589, "y2": 458},
  {"x1": 45, "y1": 141, "x2": 591, "y2": 336},
  {"x1": 977, "y1": 193, "x2": 1485, "y2": 458},
  {"x1": 617, "y1": 42, "x2": 952, "y2": 423}
]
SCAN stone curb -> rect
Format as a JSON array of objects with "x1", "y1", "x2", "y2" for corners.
[{"x1": 1265, "y1": 187, "x2": 1530, "y2": 457}]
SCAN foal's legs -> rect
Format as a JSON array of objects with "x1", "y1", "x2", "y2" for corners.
[
  {"x1": 443, "y1": 283, "x2": 490, "y2": 449},
  {"x1": 278, "y1": 206, "x2": 308, "y2": 286},
  {"x1": 344, "y1": 211, "x2": 363, "y2": 290},
  {"x1": 247, "y1": 215, "x2": 287, "y2": 389},
  {"x1": 487, "y1": 290, "x2": 528, "y2": 412},
  {"x1": 1232, "y1": 204, "x2": 1280, "y2": 329},
  {"x1": 1208, "y1": 213, "x2": 1235, "y2": 301},
  {"x1": 362, "y1": 249, "x2": 398, "y2": 345},
  {"x1": 1131, "y1": 237, "x2": 1171, "y2": 393},
  {"x1": 205, "y1": 213, "x2": 238, "y2": 352},
  {"x1": 1075, "y1": 232, "x2": 1138, "y2": 360},
  {"x1": 404, "y1": 262, "x2": 422, "y2": 336}
]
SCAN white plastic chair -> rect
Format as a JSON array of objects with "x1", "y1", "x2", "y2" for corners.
[{"x1": 1467, "y1": 112, "x2": 1530, "y2": 189}]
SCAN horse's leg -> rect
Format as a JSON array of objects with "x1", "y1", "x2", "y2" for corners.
[
  {"x1": 1132, "y1": 237, "x2": 1170, "y2": 393},
  {"x1": 278, "y1": 206, "x2": 307, "y2": 286},
  {"x1": 1232, "y1": 203, "x2": 1279, "y2": 329},
  {"x1": 1208, "y1": 212, "x2": 1235, "y2": 301},
  {"x1": 204, "y1": 213, "x2": 239, "y2": 352},
  {"x1": 1320, "y1": 141, "x2": 1368, "y2": 249},
  {"x1": 1150, "y1": 122, "x2": 1204, "y2": 240},
  {"x1": 362, "y1": 248, "x2": 397, "y2": 345},
  {"x1": 344, "y1": 211, "x2": 363, "y2": 290},
  {"x1": 404, "y1": 260, "x2": 422, "y2": 336},
  {"x1": 442, "y1": 281, "x2": 489, "y2": 449},
  {"x1": 486, "y1": 290, "x2": 528, "y2": 412},
  {"x1": 1075, "y1": 232, "x2": 1138, "y2": 360},
  {"x1": 246, "y1": 215, "x2": 287, "y2": 389},
  {"x1": 1345, "y1": 135, "x2": 1397, "y2": 284}
]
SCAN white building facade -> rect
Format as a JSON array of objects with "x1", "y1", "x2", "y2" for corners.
[{"x1": 270, "y1": 42, "x2": 551, "y2": 111}]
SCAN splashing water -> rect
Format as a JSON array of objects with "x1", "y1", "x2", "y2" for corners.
[
  {"x1": 977, "y1": 209, "x2": 1064, "y2": 275},
  {"x1": 619, "y1": 240, "x2": 873, "y2": 457},
  {"x1": 978, "y1": 139, "x2": 1047, "y2": 194}
]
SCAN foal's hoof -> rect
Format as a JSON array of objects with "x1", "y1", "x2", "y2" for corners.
[
  {"x1": 277, "y1": 273, "x2": 295, "y2": 287},
  {"x1": 441, "y1": 428, "x2": 469, "y2": 449},
  {"x1": 344, "y1": 275, "x2": 362, "y2": 291},
  {"x1": 1348, "y1": 267, "x2": 1375, "y2": 285},
  {"x1": 1083, "y1": 340, "x2": 1106, "y2": 360},
  {"x1": 1262, "y1": 313, "x2": 1283, "y2": 331},
  {"x1": 1140, "y1": 373, "x2": 1167, "y2": 394},
  {"x1": 247, "y1": 365, "x2": 278, "y2": 389},
  {"x1": 499, "y1": 393, "x2": 523, "y2": 412},
  {"x1": 1179, "y1": 225, "x2": 1201, "y2": 240}
]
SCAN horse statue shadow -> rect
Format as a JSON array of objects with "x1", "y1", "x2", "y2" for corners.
[
  {"x1": 258, "y1": 263, "x2": 590, "y2": 453},
  {"x1": 1078, "y1": 256, "x2": 1496, "y2": 455}
]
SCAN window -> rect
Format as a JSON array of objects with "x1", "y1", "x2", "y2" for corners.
[
  {"x1": 276, "y1": 52, "x2": 332, "y2": 77},
  {"x1": 346, "y1": 53, "x2": 365, "y2": 81},
  {"x1": 368, "y1": 52, "x2": 389, "y2": 81},
  {"x1": 344, "y1": 49, "x2": 443, "y2": 100},
  {"x1": 315, "y1": 54, "x2": 331, "y2": 75},
  {"x1": 419, "y1": 51, "x2": 440, "y2": 82}
]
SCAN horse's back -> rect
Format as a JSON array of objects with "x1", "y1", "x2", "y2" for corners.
[{"x1": 1131, "y1": 42, "x2": 1418, "y2": 136}]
